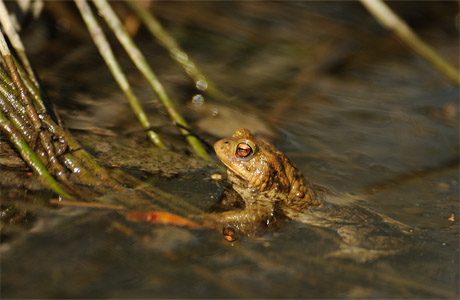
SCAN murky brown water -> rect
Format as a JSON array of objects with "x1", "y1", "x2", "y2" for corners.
[{"x1": 1, "y1": 2, "x2": 459, "y2": 298}]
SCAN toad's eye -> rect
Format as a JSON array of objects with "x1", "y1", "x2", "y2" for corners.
[{"x1": 236, "y1": 143, "x2": 252, "y2": 158}]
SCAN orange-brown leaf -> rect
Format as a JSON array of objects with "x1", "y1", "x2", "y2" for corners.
[{"x1": 126, "y1": 211, "x2": 203, "y2": 229}]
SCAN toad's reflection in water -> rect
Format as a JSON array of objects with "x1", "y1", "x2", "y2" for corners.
[{"x1": 204, "y1": 128, "x2": 412, "y2": 262}]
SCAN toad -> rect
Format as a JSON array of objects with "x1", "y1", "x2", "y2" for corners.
[{"x1": 204, "y1": 128, "x2": 411, "y2": 262}]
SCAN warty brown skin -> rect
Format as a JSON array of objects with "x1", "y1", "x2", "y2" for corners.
[{"x1": 215, "y1": 128, "x2": 322, "y2": 210}]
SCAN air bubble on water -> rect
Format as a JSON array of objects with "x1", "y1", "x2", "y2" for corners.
[
  {"x1": 171, "y1": 48, "x2": 188, "y2": 64},
  {"x1": 211, "y1": 107, "x2": 219, "y2": 117},
  {"x1": 185, "y1": 61, "x2": 197, "y2": 75},
  {"x1": 192, "y1": 94, "x2": 204, "y2": 106},
  {"x1": 196, "y1": 79, "x2": 208, "y2": 91}
]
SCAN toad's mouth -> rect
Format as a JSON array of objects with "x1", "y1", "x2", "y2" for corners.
[{"x1": 216, "y1": 154, "x2": 251, "y2": 183}]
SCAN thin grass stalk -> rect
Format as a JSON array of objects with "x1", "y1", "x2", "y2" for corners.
[
  {"x1": 74, "y1": 0, "x2": 167, "y2": 149},
  {"x1": 360, "y1": 0, "x2": 460, "y2": 86},
  {"x1": 0, "y1": 0, "x2": 39, "y2": 87},
  {"x1": 125, "y1": 1, "x2": 226, "y2": 101},
  {"x1": 0, "y1": 110, "x2": 73, "y2": 199},
  {"x1": 92, "y1": 0, "x2": 210, "y2": 160}
]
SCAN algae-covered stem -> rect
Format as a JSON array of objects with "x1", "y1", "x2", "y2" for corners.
[
  {"x1": 90, "y1": 0, "x2": 210, "y2": 160},
  {"x1": 0, "y1": 14, "x2": 118, "y2": 193},
  {"x1": 0, "y1": 110, "x2": 73, "y2": 199},
  {"x1": 0, "y1": 90, "x2": 34, "y2": 143},
  {"x1": 360, "y1": 0, "x2": 460, "y2": 86},
  {"x1": 0, "y1": 27, "x2": 69, "y2": 178},
  {"x1": 0, "y1": 28, "x2": 41, "y2": 135}
]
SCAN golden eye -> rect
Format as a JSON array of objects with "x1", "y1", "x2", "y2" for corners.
[{"x1": 236, "y1": 142, "x2": 252, "y2": 158}]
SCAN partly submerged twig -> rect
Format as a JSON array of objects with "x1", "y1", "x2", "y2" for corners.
[
  {"x1": 74, "y1": 0, "x2": 167, "y2": 149},
  {"x1": 91, "y1": 0, "x2": 210, "y2": 160},
  {"x1": 360, "y1": 0, "x2": 460, "y2": 86}
]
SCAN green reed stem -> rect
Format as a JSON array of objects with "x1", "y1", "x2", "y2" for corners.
[
  {"x1": 125, "y1": 1, "x2": 227, "y2": 102},
  {"x1": 92, "y1": 0, "x2": 210, "y2": 159},
  {"x1": 74, "y1": 0, "x2": 167, "y2": 149}
]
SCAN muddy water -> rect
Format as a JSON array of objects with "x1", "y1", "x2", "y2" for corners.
[{"x1": 1, "y1": 2, "x2": 459, "y2": 299}]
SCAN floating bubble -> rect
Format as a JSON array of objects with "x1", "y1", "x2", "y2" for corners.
[
  {"x1": 185, "y1": 61, "x2": 197, "y2": 75},
  {"x1": 196, "y1": 79, "x2": 208, "y2": 91},
  {"x1": 210, "y1": 107, "x2": 219, "y2": 117},
  {"x1": 171, "y1": 48, "x2": 188, "y2": 64},
  {"x1": 192, "y1": 94, "x2": 204, "y2": 106}
]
